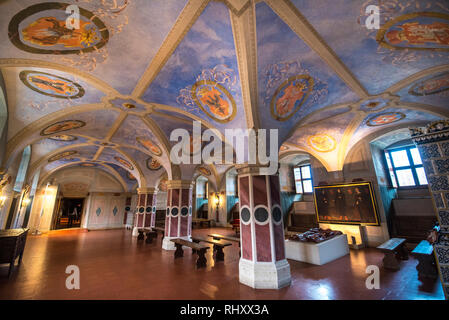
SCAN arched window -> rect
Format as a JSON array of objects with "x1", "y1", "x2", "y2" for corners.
[
  {"x1": 384, "y1": 145, "x2": 427, "y2": 188},
  {"x1": 13, "y1": 146, "x2": 31, "y2": 192}
]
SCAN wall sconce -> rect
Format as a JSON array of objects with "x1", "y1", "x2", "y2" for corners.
[
  {"x1": 214, "y1": 192, "x2": 220, "y2": 222},
  {"x1": 0, "y1": 195, "x2": 7, "y2": 208},
  {"x1": 22, "y1": 197, "x2": 30, "y2": 207}
]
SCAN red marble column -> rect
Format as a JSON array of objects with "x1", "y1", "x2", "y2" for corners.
[
  {"x1": 132, "y1": 188, "x2": 157, "y2": 236},
  {"x1": 162, "y1": 180, "x2": 193, "y2": 250},
  {"x1": 237, "y1": 165, "x2": 291, "y2": 289}
]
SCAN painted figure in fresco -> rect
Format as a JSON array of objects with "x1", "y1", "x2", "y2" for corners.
[
  {"x1": 197, "y1": 86, "x2": 230, "y2": 118},
  {"x1": 386, "y1": 22, "x2": 449, "y2": 46},
  {"x1": 276, "y1": 81, "x2": 307, "y2": 117},
  {"x1": 308, "y1": 134, "x2": 336, "y2": 152},
  {"x1": 335, "y1": 188, "x2": 346, "y2": 219},
  {"x1": 29, "y1": 75, "x2": 76, "y2": 96},
  {"x1": 22, "y1": 16, "x2": 98, "y2": 48},
  {"x1": 317, "y1": 189, "x2": 329, "y2": 217},
  {"x1": 354, "y1": 187, "x2": 373, "y2": 224},
  {"x1": 137, "y1": 137, "x2": 162, "y2": 156}
]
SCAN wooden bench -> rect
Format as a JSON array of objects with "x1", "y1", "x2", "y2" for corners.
[
  {"x1": 208, "y1": 233, "x2": 241, "y2": 258},
  {"x1": 192, "y1": 218, "x2": 212, "y2": 228},
  {"x1": 191, "y1": 236, "x2": 232, "y2": 261},
  {"x1": 152, "y1": 226, "x2": 165, "y2": 240},
  {"x1": 411, "y1": 240, "x2": 438, "y2": 279},
  {"x1": 377, "y1": 238, "x2": 408, "y2": 270},
  {"x1": 170, "y1": 239, "x2": 210, "y2": 268}
]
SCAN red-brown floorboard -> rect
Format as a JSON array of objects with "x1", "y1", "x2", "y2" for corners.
[{"x1": 0, "y1": 228, "x2": 444, "y2": 300}]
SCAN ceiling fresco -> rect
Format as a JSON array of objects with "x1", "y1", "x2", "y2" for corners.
[
  {"x1": 290, "y1": 0, "x2": 449, "y2": 94},
  {"x1": 0, "y1": 0, "x2": 447, "y2": 190},
  {"x1": 256, "y1": 2, "x2": 359, "y2": 142},
  {"x1": 142, "y1": 1, "x2": 247, "y2": 131}
]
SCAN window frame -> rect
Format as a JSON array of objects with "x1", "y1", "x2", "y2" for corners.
[
  {"x1": 385, "y1": 145, "x2": 427, "y2": 189},
  {"x1": 293, "y1": 164, "x2": 313, "y2": 194}
]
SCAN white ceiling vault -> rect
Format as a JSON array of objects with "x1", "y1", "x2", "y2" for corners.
[{"x1": 0, "y1": 0, "x2": 448, "y2": 190}]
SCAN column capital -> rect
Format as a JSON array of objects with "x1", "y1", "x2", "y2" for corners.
[
  {"x1": 137, "y1": 187, "x2": 157, "y2": 194},
  {"x1": 166, "y1": 180, "x2": 193, "y2": 189}
]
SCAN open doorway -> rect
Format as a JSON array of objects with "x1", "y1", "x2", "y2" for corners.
[{"x1": 54, "y1": 197, "x2": 84, "y2": 230}]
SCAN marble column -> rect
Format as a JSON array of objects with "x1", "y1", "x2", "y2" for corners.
[
  {"x1": 237, "y1": 164, "x2": 291, "y2": 289},
  {"x1": 162, "y1": 180, "x2": 193, "y2": 250},
  {"x1": 132, "y1": 188, "x2": 157, "y2": 237},
  {"x1": 411, "y1": 121, "x2": 449, "y2": 300}
]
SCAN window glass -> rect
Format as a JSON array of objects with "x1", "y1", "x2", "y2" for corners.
[
  {"x1": 385, "y1": 152, "x2": 398, "y2": 188},
  {"x1": 390, "y1": 150, "x2": 410, "y2": 167},
  {"x1": 395, "y1": 169, "x2": 415, "y2": 187},
  {"x1": 295, "y1": 181, "x2": 303, "y2": 194},
  {"x1": 415, "y1": 167, "x2": 428, "y2": 185},
  {"x1": 303, "y1": 180, "x2": 313, "y2": 193},
  {"x1": 410, "y1": 147, "x2": 423, "y2": 165},
  {"x1": 301, "y1": 165, "x2": 311, "y2": 179}
]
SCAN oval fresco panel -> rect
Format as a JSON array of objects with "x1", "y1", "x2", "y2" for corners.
[
  {"x1": 136, "y1": 137, "x2": 162, "y2": 156},
  {"x1": 41, "y1": 120, "x2": 86, "y2": 136},
  {"x1": 114, "y1": 156, "x2": 134, "y2": 170},
  {"x1": 8, "y1": 2, "x2": 109, "y2": 54},
  {"x1": 191, "y1": 80, "x2": 236, "y2": 123},
  {"x1": 409, "y1": 72, "x2": 449, "y2": 96},
  {"x1": 146, "y1": 157, "x2": 162, "y2": 171},
  {"x1": 270, "y1": 75, "x2": 314, "y2": 121},
  {"x1": 80, "y1": 162, "x2": 96, "y2": 167},
  {"x1": 366, "y1": 112, "x2": 405, "y2": 127},
  {"x1": 48, "y1": 134, "x2": 77, "y2": 141},
  {"x1": 48, "y1": 150, "x2": 78, "y2": 162},
  {"x1": 127, "y1": 171, "x2": 136, "y2": 180},
  {"x1": 198, "y1": 166, "x2": 211, "y2": 176},
  {"x1": 376, "y1": 12, "x2": 449, "y2": 51},
  {"x1": 307, "y1": 134, "x2": 336, "y2": 153},
  {"x1": 158, "y1": 179, "x2": 167, "y2": 192},
  {"x1": 19, "y1": 70, "x2": 84, "y2": 99}
]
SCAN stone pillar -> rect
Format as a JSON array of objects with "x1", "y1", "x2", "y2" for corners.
[
  {"x1": 411, "y1": 121, "x2": 449, "y2": 300},
  {"x1": 132, "y1": 188, "x2": 157, "y2": 237},
  {"x1": 162, "y1": 180, "x2": 193, "y2": 250},
  {"x1": 237, "y1": 165, "x2": 291, "y2": 289}
]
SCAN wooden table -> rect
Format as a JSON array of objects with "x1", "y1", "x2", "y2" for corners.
[
  {"x1": 0, "y1": 228, "x2": 29, "y2": 278},
  {"x1": 377, "y1": 238, "x2": 408, "y2": 270},
  {"x1": 411, "y1": 240, "x2": 438, "y2": 279}
]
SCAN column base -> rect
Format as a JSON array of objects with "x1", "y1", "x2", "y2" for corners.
[
  {"x1": 132, "y1": 227, "x2": 138, "y2": 237},
  {"x1": 162, "y1": 236, "x2": 192, "y2": 251},
  {"x1": 239, "y1": 258, "x2": 291, "y2": 289}
]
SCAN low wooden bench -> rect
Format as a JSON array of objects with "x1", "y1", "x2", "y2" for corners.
[
  {"x1": 377, "y1": 238, "x2": 408, "y2": 270},
  {"x1": 170, "y1": 239, "x2": 210, "y2": 268},
  {"x1": 152, "y1": 226, "x2": 165, "y2": 240},
  {"x1": 192, "y1": 218, "x2": 212, "y2": 228},
  {"x1": 208, "y1": 233, "x2": 241, "y2": 257},
  {"x1": 191, "y1": 236, "x2": 232, "y2": 261},
  {"x1": 411, "y1": 240, "x2": 438, "y2": 279}
]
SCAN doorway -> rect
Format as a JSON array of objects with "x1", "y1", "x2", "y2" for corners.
[{"x1": 54, "y1": 197, "x2": 84, "y2": 230}]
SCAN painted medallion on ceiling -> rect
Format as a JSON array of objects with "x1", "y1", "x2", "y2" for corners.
[
  {"x1": 146, "y1": 157, "x2": 162, "y2": 171},
  {"x1": 177, "y1": 65, "x2": 238, "y2": 124},
  {"x1": 48, "y1": 150, "x2": 78, "y2": 162},
  {"x1": 19, "y1": 71, "x2": 85, "y2": 99},
  {"x1": 48, "y1": 134, "x2": 77, "y2": 141},
  {"x1": 114, "y1": 156, "x2": 134, "y2": 171},
  {"x1": 366, "y1": 112, "x2": 406, "y2": 127},
  {"x1": 307, "y1": 134, "x2": 336, "y2": 153},
  {"x1": 41, "y1": 120, "x2": 86, "y2": 136},
  {"x1": 158, "y1": 179, "x2": 168, "y2": 192},
  {"x1": 80, "y1": 162, "x2": 96, "y2": 167},
  {"x1": 409, "y1": 72, "x2": 449, "y2": 96},
  {"x1": 8, "y1": 2, "x2": 109, "y2": 54},
  {"x1": 197, "y1": 166, "x2": 211, "y2": 176},
  {"x1": 136, "y1": 137, "x2": 162, "y2": 156},
  {"x1": 280, "y1": 145, "x2": 289, "y2": 152},
  {"x1": 376, "y1": 12, "x2": 449, "y2": 51},
  {"x1": 271, "y1": 75, "x2": 314, "y2": 121}
]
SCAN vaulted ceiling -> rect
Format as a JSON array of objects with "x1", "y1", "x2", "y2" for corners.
[{"x1": 0, "y1": 0, "x2": 448, "y2": 189}]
